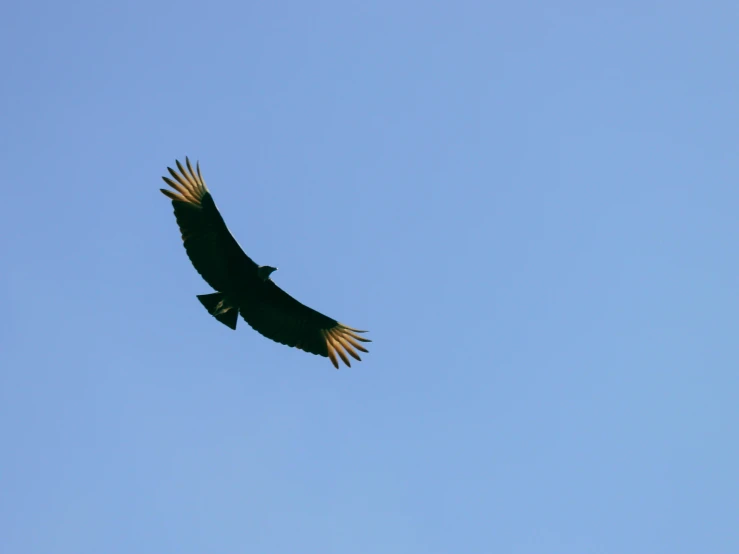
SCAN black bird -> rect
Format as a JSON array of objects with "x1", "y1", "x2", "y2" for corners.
[{"x1": 160, "y1": 158, "x2": 370, "y2": 368}]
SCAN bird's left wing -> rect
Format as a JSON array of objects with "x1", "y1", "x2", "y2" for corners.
[{"x1": 239, "y1": 281, "x2": 371, "y2": 369}]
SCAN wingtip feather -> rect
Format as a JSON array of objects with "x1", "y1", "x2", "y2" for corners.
[
  {"x1": 331, "y1": 330, "x2": 362, "y2": 362},
  {"x1": 160, "y1": 188, "x2": 182, "y2": 202},
  {"x1": 162, "y1": 158, "x2": 209, "y2": 205},
  {"x1": 343, "y1": 334, "x2": 369, "y2": 353},
  {"x1": 162, "y1": 176, "x2": 197, "y2": 204}
]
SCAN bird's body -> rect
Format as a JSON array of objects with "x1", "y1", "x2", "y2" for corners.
[{"x1": 160, "y1": 158, "x2": 370, "y2": 368}]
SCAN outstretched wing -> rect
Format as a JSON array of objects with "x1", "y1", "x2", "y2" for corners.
[
  {"x1": 160, "y1": 158, "x2": 258, "y2": 291},
  {"x1": 239, "y1": 281, "x2": 371, "y2": 369}
]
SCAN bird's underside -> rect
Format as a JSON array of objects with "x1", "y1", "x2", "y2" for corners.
[{"x1": 160, "y1": 157, "x2": 370, "y2": 369}]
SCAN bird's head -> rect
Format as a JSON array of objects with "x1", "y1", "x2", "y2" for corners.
[{"x1": 257, "y1": 265, "x2": 278, "y2": 281}]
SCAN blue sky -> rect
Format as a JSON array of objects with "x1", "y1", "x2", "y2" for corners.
[{"x1": 2, "y1": 1, "x2": 738, "y2": 552}]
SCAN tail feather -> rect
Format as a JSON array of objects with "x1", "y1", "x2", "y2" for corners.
[{"x1": 197, "y1": 292, "x2": 238, "y2": 330}]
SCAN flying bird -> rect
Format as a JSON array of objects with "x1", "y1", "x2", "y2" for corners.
[{"x1": 160, "y1": 158, "x2": 370, "y2": 368}]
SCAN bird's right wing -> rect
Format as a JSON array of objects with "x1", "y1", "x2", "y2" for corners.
[{"x1": 160, "y1": 158, "x2": 258, "y2": 291}]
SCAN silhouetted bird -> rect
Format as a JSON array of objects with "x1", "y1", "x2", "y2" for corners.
[{"x1": 160, "y1": 158, "x2": 370, "y2": 368}]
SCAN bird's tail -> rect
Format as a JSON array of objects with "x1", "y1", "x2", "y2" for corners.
[{"x1": 197, "y1": 292, "x2": 238, "y2": 330}]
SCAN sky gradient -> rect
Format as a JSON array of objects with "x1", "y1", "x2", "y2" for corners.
[{"x1": 2, "y1": 1, "x2": 738, "y2": 553}]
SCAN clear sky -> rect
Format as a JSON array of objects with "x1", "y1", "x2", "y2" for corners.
[{"x1": 2, "y1": 1, "x2": 738, "y2": 553}]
